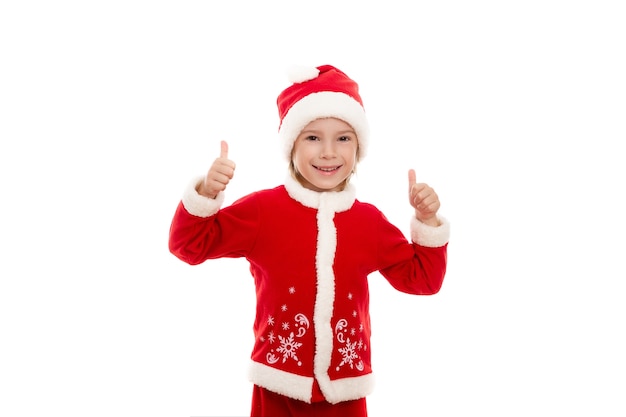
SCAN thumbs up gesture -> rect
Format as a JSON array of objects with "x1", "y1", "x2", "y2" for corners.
[
  {"x1": 408, "y1": 169, "x2": 441, "y2": 226},
  {"x1": 197, "y1": 141, "x2": 236, "y2": 199}
]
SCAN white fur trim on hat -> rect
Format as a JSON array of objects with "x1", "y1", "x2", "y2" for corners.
[
  {"x1": 287, "y1": 65, "x2": 321, "y2": 84},
  {"x1": 278, "y1": 91, "x2": 370, "y2": 162}
]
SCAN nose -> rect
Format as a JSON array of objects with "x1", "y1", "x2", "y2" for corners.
[{"x1": 320, "y1": 139, "x2": 336, "y2": 159}]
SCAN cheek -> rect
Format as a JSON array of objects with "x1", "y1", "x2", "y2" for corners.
[
  {"x1": 346, "y1": 148, "x2": 358, "y2": 165},
  {"x1": 292, "y1": 151, "x2": 308, "y2": 172}
]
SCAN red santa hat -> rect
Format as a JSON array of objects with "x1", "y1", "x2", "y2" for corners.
[{"x1": 277, "y1": 64, "x2": 370, "y2": 162}]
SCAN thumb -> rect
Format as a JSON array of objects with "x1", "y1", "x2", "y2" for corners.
[
  {"x1": 220, "y1": 140, "x2": 229, "y2": 159},
  {"x1": 408, "y1": 169, "x2": 416, "y2": 191}
]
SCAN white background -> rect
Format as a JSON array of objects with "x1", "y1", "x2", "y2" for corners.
[{"x1": 1, "y1": 1, "x2": 625, "y2": 416}]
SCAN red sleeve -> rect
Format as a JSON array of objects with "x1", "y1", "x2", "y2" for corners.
[
  {"x1": 379, "y1": 242, "x2": 448, "y2": 295},
  {"x1": 376, "y1": 213, "x2": 449, "y2": 295},
  {"x1": 168, "y1": 194, "x2": 260, "y2": 265}
]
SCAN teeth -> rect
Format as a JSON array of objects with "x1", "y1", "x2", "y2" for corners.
[{"x1": 317, "y1": 166, "x2": 338, "y2": 171}]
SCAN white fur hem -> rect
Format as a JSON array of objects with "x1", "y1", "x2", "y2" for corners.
[
  {"x1": 410, "y1": 216, "x2": 450, "y2": 247},
  {"x1": 248, "y1": 361, "x2": 314, "y2": 403},
  {"x1": 317, "y1": 373, "x2": 375, "y2": 404},
  {"x1": 248, "y1": 361, "x2": 374, "y2": 404},
  {"x1": 181, "y1": 176, "x2": 225, "y2": 218}
]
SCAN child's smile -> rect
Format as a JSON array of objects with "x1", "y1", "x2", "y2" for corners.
[
  {"x1": 314, "y1": 165, "x2": 342, "y2": 173},
  {"x1": 292, "y1": 118, "x2": 358, "y2": 192}
]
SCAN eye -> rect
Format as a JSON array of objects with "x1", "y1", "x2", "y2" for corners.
[
  {"x1": 305, "y1": 135, "x2": 319, "y2": 141},
  {"x1": 338, "y1": 135, "x2": 352, "y2": 142}
]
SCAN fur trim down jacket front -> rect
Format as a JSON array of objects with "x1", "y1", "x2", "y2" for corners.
[{"x1": 169, "y1": 175, "x2": 450, "y2": 404}]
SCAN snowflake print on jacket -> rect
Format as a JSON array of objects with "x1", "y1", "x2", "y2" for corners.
[
  {"x1": 334, "y1": 292, "x2": 366, "y2": 373},
  {"x1": 263, "y1": 286, "x2": 311, "y2": 368},
  {"x1": 276, "y1": 332, "x2": 302, "y2": 365},
  {"x1": 169, "y1": 173, "x2": 450, "y2": 404}
]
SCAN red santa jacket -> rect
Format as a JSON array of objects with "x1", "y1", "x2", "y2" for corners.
[{"x1": 169, "y1": 175, "x2": 450, "y2": 404}]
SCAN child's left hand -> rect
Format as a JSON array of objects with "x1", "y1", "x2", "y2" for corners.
[{"x1": 408, "y1": 169, "x2": 441, "y2": 227}]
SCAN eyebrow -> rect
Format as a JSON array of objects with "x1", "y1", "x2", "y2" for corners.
[{"x1": 300, "y1": 129, "x2": 356, "y2": 135}]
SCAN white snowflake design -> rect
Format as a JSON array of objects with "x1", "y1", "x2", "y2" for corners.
[
  {"x1": 264, "y1": 313, "x2": 310, "y2": 365},
  {"x1": 276, "y1": 332, "x2": 303, "y2": 364},
  {"x1": 262, "y1": 285, "x2": 310, "y2": 368},
  {"x1": 334, "y1": 300, "x2": 366, "y2": 373},
  {"x1": 337, "y1": 338, "x2": 359, "y2": 370}
]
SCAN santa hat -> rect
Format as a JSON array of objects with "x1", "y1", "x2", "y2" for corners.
[{"x1": 277, "y1": 65, "x2": 369, "y2": 162}]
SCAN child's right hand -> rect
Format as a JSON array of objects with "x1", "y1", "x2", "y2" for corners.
[{"x1": 196, "y1": 140, "x2": 236, "y2": 199}]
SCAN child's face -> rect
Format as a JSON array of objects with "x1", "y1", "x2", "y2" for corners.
[{"x1": 292, "y1": 117, "x2": 359, "y2": 192}]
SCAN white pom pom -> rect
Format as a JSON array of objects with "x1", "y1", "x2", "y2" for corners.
[{"x1": 287, "y1": 65, "x2": 320, "y2": 84}]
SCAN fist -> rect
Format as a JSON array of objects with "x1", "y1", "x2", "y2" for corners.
[
  {"x1": 408, "y1": 169, "x2": 441, "y2": 226},
  {"x1": 197, "y1": 140, "x2": 236, "y2": 199}
]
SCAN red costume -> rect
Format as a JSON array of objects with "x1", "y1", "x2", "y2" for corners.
[
  {"x1": 169, "y1": 65, "x2": 450, "y2": 416},
  {"x1": 169, "y1": 175, "x2": 449, "y2": 405}
]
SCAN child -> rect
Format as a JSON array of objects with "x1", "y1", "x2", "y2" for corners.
[{"x1": 169, "y1": 65, "x2": 450, "y2": 417}]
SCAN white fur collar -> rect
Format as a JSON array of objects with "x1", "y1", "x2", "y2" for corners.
[{"x1": 284, "y1": 174, "x2": 356, "y2": 212}]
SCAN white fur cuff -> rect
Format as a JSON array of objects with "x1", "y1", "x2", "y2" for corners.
[
  {"x1": 181, "y1": 176, "x2": 225, "y2": 218},
  {"x1": 410, "y1": 216, "x2": 450, "y2": 248}
]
